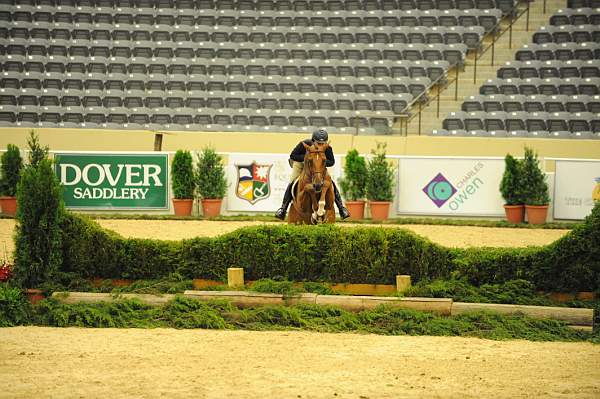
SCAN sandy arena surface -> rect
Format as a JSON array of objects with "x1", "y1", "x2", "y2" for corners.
[
  {"x1": 1, "y1": 327, "x2": 599, "y2": 399},
  {"x1": 0, "y1": 219, "x2": 570, "y2": 261}
]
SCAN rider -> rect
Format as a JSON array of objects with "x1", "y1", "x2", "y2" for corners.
[{"x1": 275, "y1": 128, "x2": 350, "y2": 220}]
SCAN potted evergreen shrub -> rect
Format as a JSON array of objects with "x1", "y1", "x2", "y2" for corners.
[
  {"x1": 499, "y1": 154, "x2": 525, "y2": 223},
  {"x1": 521, "y1": 147, "x2": 550, "y2": 225},
  {"x1": 0, "y1": 144, "x2": 23, "y2": 216},
  {"x1": 339, "y1": 149, "x2": 367, "y2": 220},
  {"x1": 196, "y1": 146, "x2": 227, "y2": 217},
  {"x1": 365, "y1": 142, "x2": 396, "y2": 221},
  {"x1": 171, "y1": 150, "x2": 195, "y2": 216}
]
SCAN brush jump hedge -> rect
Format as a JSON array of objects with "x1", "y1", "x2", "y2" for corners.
[{"x1": 49, "y1": 203, "x2": 600, "y2": 293}]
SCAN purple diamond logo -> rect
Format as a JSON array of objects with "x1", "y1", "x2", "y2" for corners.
[{"x1": 423, "y1": 173, "x2": 457, "y2": 208}]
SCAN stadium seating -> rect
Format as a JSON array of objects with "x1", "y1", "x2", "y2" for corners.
[
  {"x1": 440, "y1": 3, "x2": 600, "y2": 139},
  {"x1": 0, "y1": 0, "x2": 519, "y2": 133}
]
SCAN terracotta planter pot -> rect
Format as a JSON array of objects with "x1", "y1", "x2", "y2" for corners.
[
  {"x1": 202, "y1": 198, "x2": 223, "y2": 217},
  {"x1": 25, "y1": 289, "x2": 45, "y2": 305},
  {"x1": 0, "y1": 196, "x2": 17, "y2": 216},
  {"x1": 369, "y1": 201, "x2": 391, "y2": 221},
  {"x1": 172, "y1": 198, "x2": 194, "y2": 216},
  {"x1": 526, "y1": 204, "x2": 549, "y2": 225},
  {"x1": 345, "y1": 200, "x2": 365, "y2": 220},
  {"x1": 503, "y1": 204, "x2": 525, "y2": 224}
]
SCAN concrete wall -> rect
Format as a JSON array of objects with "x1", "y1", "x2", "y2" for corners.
[{"x1": 2, "y1": 128, "x2": 600, "y2": 160}]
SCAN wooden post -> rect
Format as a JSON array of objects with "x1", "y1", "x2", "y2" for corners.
[
  {"x1": 227, "y1": 267, "x2": 244, "y2": 288},
  {"x1": 396, "y1": 275, "x2": 411, "y2": 293},
  {"x1": 154, "y1": 133, "x2": 163, "y2": 151}
]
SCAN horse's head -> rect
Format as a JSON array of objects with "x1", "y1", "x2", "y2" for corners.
[{"x1": 302, "y1": 141, "x2": 329, "y2": 193}]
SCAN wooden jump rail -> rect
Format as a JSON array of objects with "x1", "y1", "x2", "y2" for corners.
[
  {"x1": 71, "y1": 269, "x2": 596, "y2": 331},
  {"x1": 51, "y1": 291, "x2": 594, "y2": 331}
]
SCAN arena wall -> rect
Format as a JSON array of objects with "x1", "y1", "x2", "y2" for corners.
[{"x1": 1, "y1": 128, "x2": 600, "y2": 161}]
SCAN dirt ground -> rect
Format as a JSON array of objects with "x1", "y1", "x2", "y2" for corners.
[
  {"x1": 1, "y1": 327, "x2": 599, "y2": 399},
  {"x1": 0, "y1": 219, "x2": 570, "y2": 261}
]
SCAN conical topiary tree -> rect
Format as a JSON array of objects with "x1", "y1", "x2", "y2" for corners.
[
  {"x1": 196, "y1": 147, "x2": 227, "y2": 200},
  {"x1": 0, "y1": 144, "x2": 23, "y2": 197},
  {"x1": 499, "y1": 154, "x2": 524, "y2": 205},
  {"x1": 339, "y1": 149, "x2": 367, "y2": 201},
  {"x1": 366, "y1": 142, "x2": 395, "y2": 202},
  {"x1": 521, "y1": 147, "x2": 549, "y2": 206},
  {"x1": 171, "y1": 150, "x2": 195, "y2": 199},
  {"x1": 13, "y1": 155, "x2": 64, "y2": 288}
]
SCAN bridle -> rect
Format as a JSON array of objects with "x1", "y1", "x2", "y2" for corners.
[{"x1": 304, "y1": 147, "x2": 328, "y2": 192}]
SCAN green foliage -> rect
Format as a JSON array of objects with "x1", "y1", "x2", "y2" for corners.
[
  {"x1": 196, "y1": 146, "x2": 227, "y2": 199},
  {"x1": 40, "y1": 201, "x2": 599, "y2": 293},
  {"x1": 162, "y1": 296, "x2": 231, "y2": 329},
  {"x1": 521, "y1": 147, "x2": 550, "y2": 206},
  {"x1": 499, "y1": 154, "x2": 524, "y2": 205},
  {"x1": 59, "y1": 212, "x2": 183, "y2": 280},
  {"x1": 250, "y1": 279, "x2": 301, "y2": 296},
  {"x1": 405, "y1": 279, "x2": 557, "y2": 306},
  {"x1": 339, "y1": 149, "x2": 367, "y2": 201},
  {"x1": 26, "y1": 297, "x2": 595, "y2": 342},
  {"x1": 35, "y1": 297, "x2": 162, "y2": 328},
  {"x1": 366, "y1": 142, "x2": 395, "y2": 201},
  {"x1": 451, "y1": 202, "x2": 600, "y2": 292},
  {"x1": 0, "y1": 283, "x2": 31, "y2": 326},
  {"x1": 171, "y1": 150, "x2": 195, "y2": 199},
  {"x1": 111, "y1": 276, "x2": 193, "y2": 295},
  {"x1": 0, "y1": 144, "x2": 23, "y2": 197},
  {"x1": 26, "y1": 130, "x2": 48, "y2": 168},
  {"x1": 13, "y1": 158, "x2": 64, "y2": 288},
  {"x1": 250, "y1": 279, "x2": 335, "y2": 296}
]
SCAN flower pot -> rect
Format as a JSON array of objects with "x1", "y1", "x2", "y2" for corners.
[
  {"x1": 25, "y1": 288, "x2": 45, "y2": 305},
  {"x1": 172, "y1": 198, "x2": 194, "y2": 216},
  {"x1": 369, "y1": 201, "x2": 391, "y2": 221},
  {"x1": 0, "y1": 196, "x2": 17, "y2": 216},
  {"x1": 526, "y1": 204, "x2": 549, "y2": 225},
  {"x1": 201, "y1": 198, "x2": 223, "y2": 217},
  {"x1": 503, "y1": 204, "x2": 525, "y2": 224},
  {"x1": 345, "y1": 200, "x2": 365, "y2": 220}
]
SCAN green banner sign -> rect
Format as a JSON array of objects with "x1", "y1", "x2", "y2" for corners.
[{"x1": 54, "y1": 153, "x2": 169, "y2": 209}]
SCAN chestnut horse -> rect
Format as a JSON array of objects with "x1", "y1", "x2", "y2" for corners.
[{"x1": 288, "y1": 142, "x2": 336, "y2": 224}]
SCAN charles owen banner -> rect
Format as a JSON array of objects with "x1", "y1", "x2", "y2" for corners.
[
  {"x1": 553, "y1": 159, "x2": 600, "y2": 220},
  {"x1": 397, "y1": 157, "x2": 506, "y2": 216},
  {"x1": 54, "y1": 153, "x2": 169, "y2": 209},
  {"x1": 227, "y1": 153, "x2": 342, "y2": 212}
]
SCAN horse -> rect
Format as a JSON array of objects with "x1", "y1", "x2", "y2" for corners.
[{"x1": 288, "y1": 141, "x2": 336, "y2": 225}]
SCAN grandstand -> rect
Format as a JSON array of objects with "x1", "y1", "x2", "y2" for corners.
[
  {"x1": 0, "y1": 0, "x2": 526, "y2": 135},
  {"x1": 434, "y1": 1, "x2": 600, "y2": 138}
]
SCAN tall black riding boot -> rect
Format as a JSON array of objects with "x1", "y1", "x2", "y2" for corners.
[
  {"x1": 275, "y1": 182, "x2": 293, "y2": 220},
  {"x1": 333, "y1": 182, "x2": 350, "y2": 220}
]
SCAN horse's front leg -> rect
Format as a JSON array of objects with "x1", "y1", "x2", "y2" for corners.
[
  {"x1": 316, "y1": 181, "x2": 331, "y2": 219},
  {"x1": 303, "y1": 186, "x2": 320, "y2": 223}
]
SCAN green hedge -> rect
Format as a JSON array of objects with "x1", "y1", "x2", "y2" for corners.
[
  {"x1": 451, "y1": 203, "x2": 600, "y2": 291},
  {"x1": 58, "y1": 217, "x2": 452, "y2": 284},
  {"x1": 49, "y1": 202, "x2": 600, "y2": 292}
]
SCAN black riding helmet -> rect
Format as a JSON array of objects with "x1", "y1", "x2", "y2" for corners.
[{"x1": 312, "y1": 128, "x2": 328, "y2": 143}]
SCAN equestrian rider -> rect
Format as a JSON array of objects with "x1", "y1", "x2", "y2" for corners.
[{"x1": 275, "y1": 128, "x2": 351, "y2": 220}]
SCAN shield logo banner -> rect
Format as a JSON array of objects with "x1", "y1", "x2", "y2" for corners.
[{"x1": 236, "y1": 162, "x2": 272, "y2": 204}]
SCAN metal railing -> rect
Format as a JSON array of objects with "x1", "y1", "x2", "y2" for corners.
[
  {"x1": 472, "y1": 1, "x2": 531, "y2": 84},
  {"x1": 402, "y1": 0, "x2": 534, "y2": 136}
]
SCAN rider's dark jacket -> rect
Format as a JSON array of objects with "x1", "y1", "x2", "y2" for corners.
[{"x1": 290, "y1": 139, "x2": 335, "y2": 167}]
